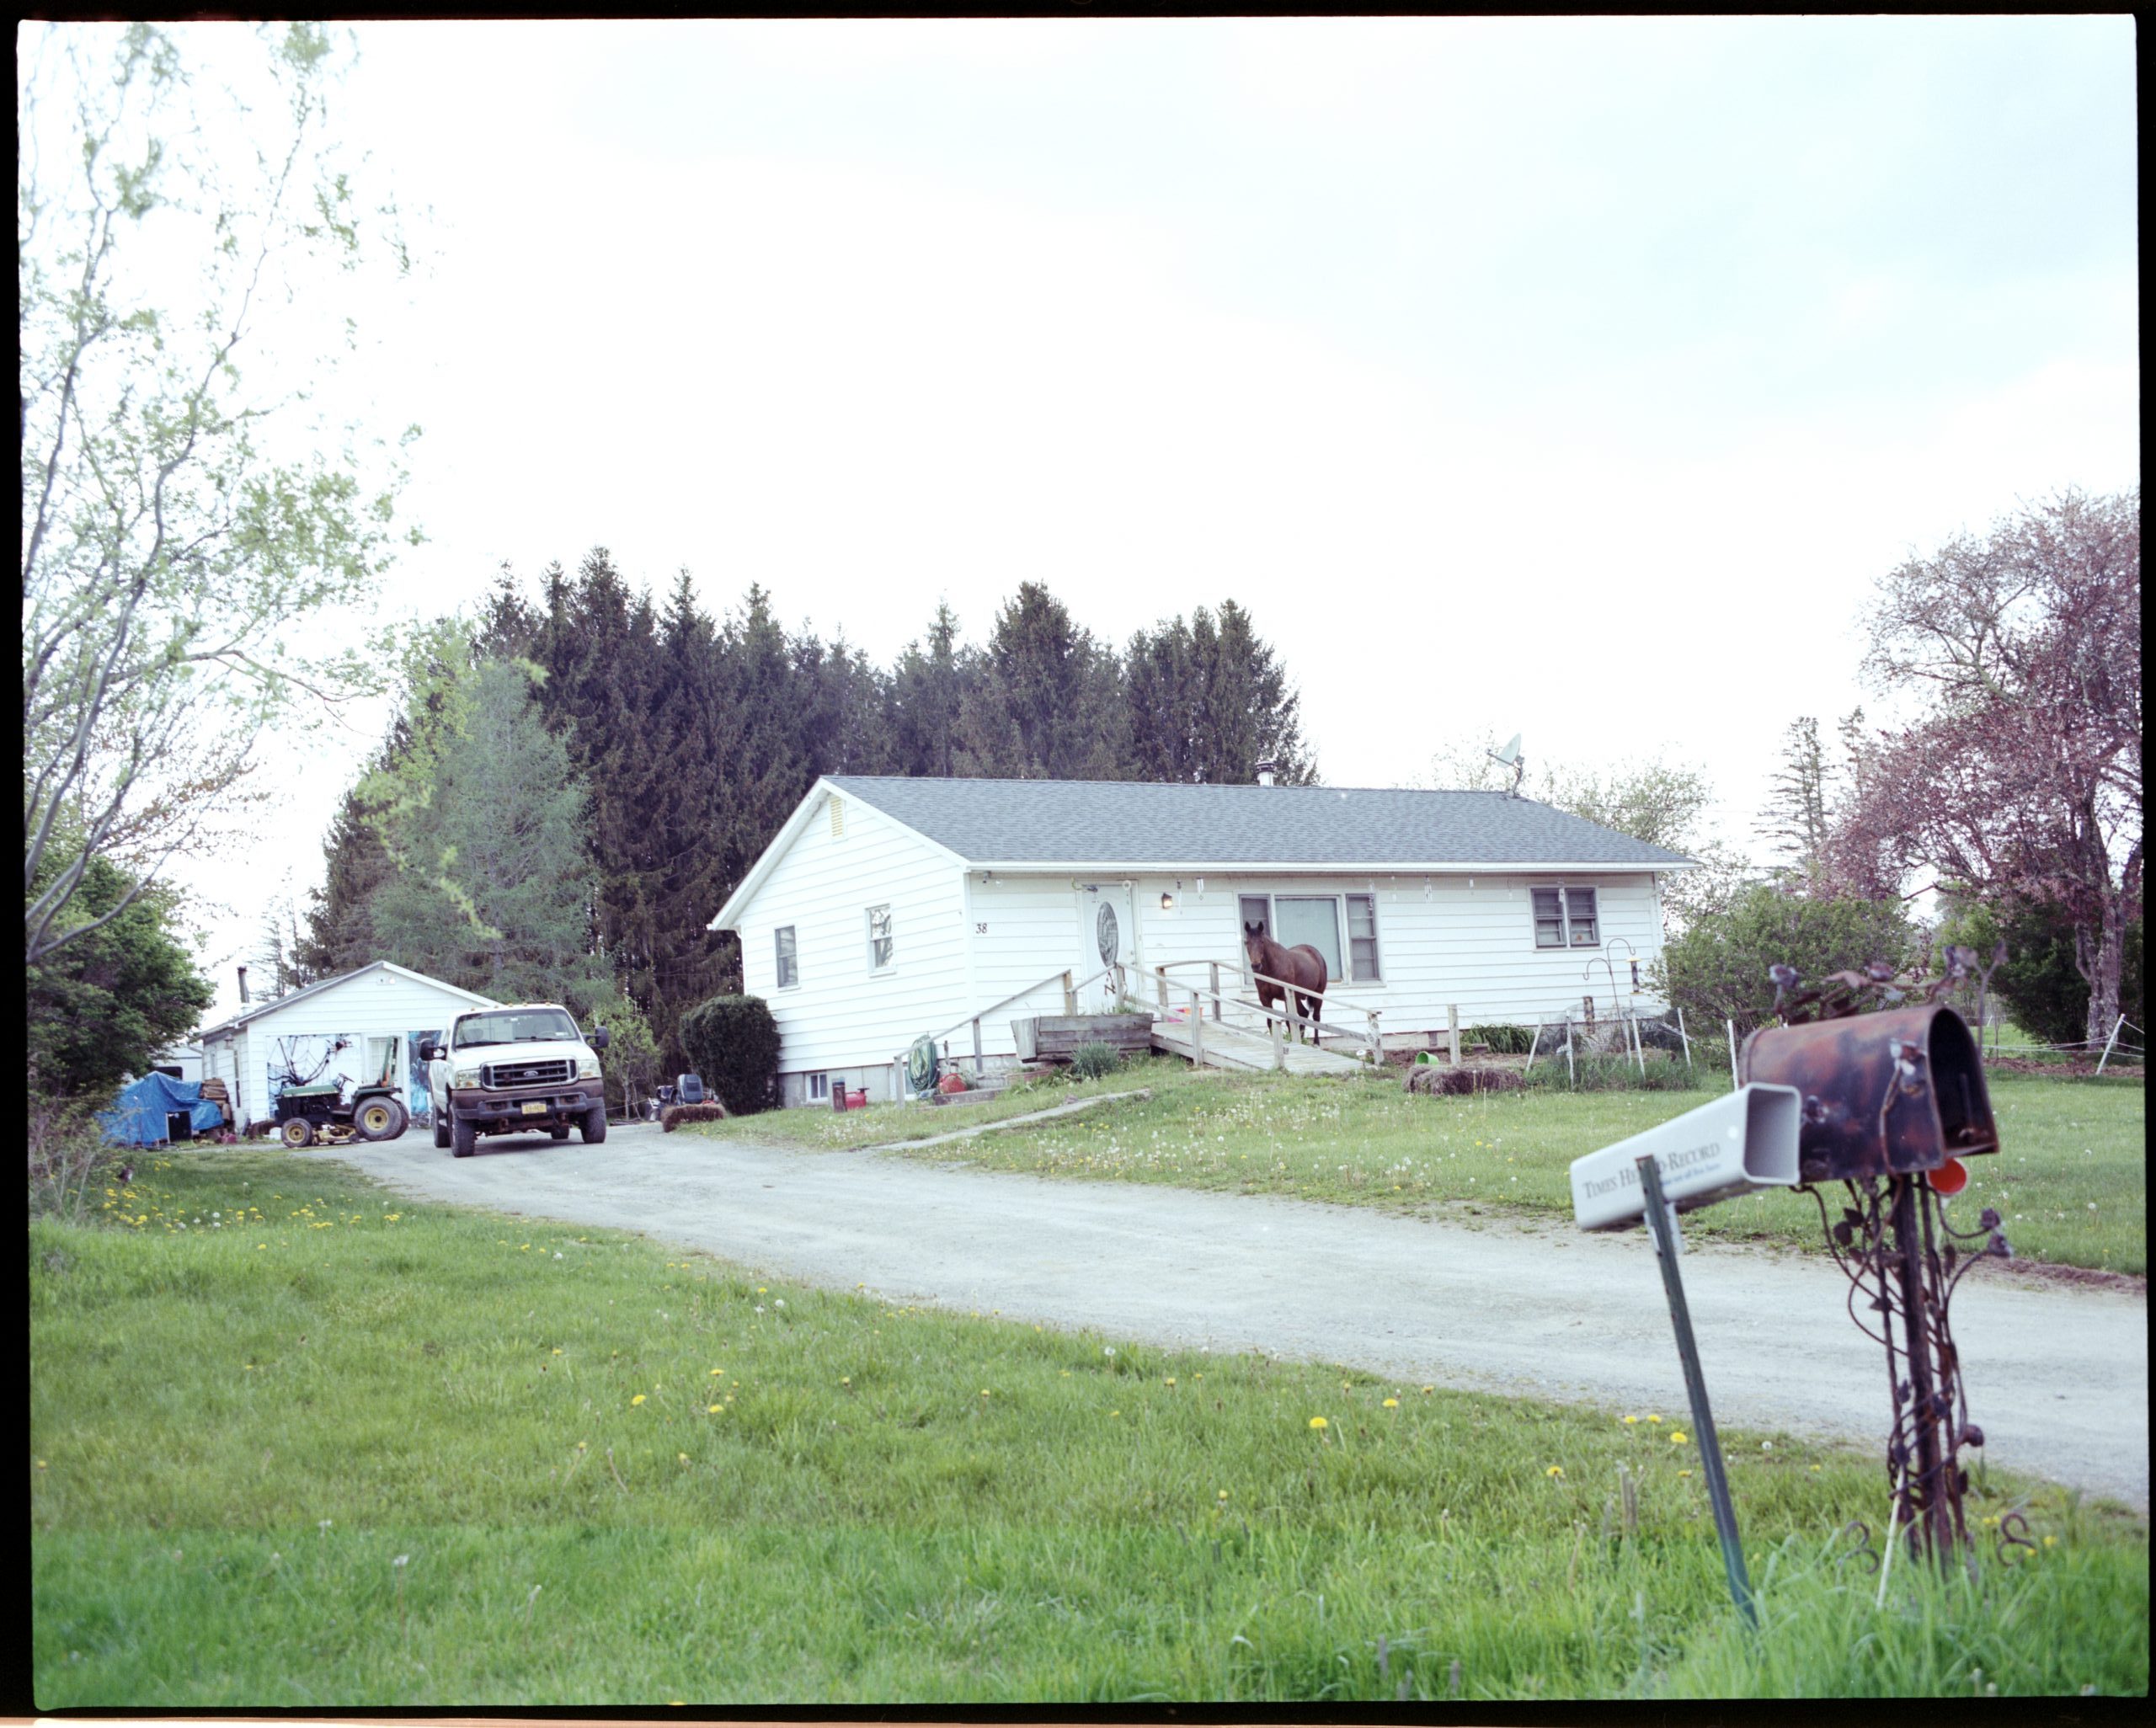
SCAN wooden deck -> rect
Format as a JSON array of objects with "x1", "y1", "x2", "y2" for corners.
[{"x1": 1148, "y1": 1015, "x2": 1370, "y2": 1076}]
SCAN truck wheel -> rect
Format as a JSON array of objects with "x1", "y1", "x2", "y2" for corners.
[
  {"x1": 579, "y1": 1104, "x2": 607, "y2": 1144},
  {"x1": 451, "y1": 1115, "x2": 477, "y2": 1158},
  {"x1": 356, "y1": 1096, "x2": 408, "y2": 1142},
  {"x1": 433, "y1": 1113, "x2": 450, "y2": 1149},
  {"x1": 281, "y1": 1117, "x2": 314, "y2": 1149}
]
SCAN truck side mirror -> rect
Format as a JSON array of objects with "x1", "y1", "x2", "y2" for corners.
[
  {"x1": 591, "y1": 1027, "x2": 611, "y2": 1051},
  {"x1": 422, "y1": 1043, "x2": 444, "y2": 1063}
]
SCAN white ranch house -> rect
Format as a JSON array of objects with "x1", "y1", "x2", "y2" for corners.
[{"x1": 711, "y1": 776, "x2": 1694, "y2": 1107}]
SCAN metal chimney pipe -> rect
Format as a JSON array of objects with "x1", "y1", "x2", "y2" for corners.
[
  {"x1": 237, "y1": 964, "x2": 250, "y2": 1005},
  {"x1": 1256, "y1": 757, "x2": 1278, "y2": 787}
]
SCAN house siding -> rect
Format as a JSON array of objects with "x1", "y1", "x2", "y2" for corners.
[
  {"x1": 199, "y1": 969, "x2": 497, "y2": 1127},
  {"x1": 952, "y1": 869, "x2": 1669, "y2": 1053},
  {"x1": 738, "y1": 789, "x2": 969, "y2": 1093}
]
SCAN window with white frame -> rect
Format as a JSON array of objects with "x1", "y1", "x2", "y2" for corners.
[
  {"x1": 866, "y1": 904, "x2": 894, "y2": 972},
  {"x1": 774, "y1": 925, "x2": 798, "y2": 989},
  {"x1": 1531, "y1": 885, "x2": 1599, "y2": 948},
  {"x1": 807, "y1": 1071, "x2": 829, "y2": 1101},
  {"x1": 1235, "y1": 892, "x2": 1382, "y2": 984}
]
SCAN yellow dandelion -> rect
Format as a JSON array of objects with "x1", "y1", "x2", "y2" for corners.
[
  {"x1": 676, "y1": 1452, "x2": 688, "y2": 1464},
  {"x1": 1309, "y1": 1416, "x2": 1329, "y2": 1431},
  {"x1": 1383, "y1": 1397, "x2": 1400, "y2": 1409},
  {"x1": 1679, "y1": 1469, "x2": 1694, "y2": 1478},
  {"x1": 1623, "y1": 1415, "x2": 1639, "y2": 1425},
  {"x1": 1110, "y1": 1409, "x2": 1121, "y2": 1418},
  {"x1": 1218, "y1": 1489, "x2": 1229, "y2": 1501},
  {"x1": 1545, "y1": 1465, "x2": 1564, "y2": 1478},
  {"x1": 631, "y1": 1395, "x2": 647, "y2": 1406},
  {"x1": 1646, "y1": 1414, "x2": 1662, "y2": 1424},
  {"x1": 1166, "y1": 1378, "x2": 1177, "y2": 1387},
  {"x1": 1670, "y1": 1431, "x2": 1689, "y2": 1444},
  {"x1": 708, "y1": 1404, "x2": 721, "y2": 1413},
  {"x1": 2042, "y1": 1535, "x2": 2057, "y2": 1549}
]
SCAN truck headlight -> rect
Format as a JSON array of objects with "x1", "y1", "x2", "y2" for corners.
[
  {"x1": 578, "y1": 1055, "x2": 600, "y2": 1079},
  {"x1": 452, "y1": 1066, "x2": 483, "y2": 1089}
]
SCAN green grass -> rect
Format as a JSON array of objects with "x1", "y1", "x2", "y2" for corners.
[
  {"x1": 694, "y1": 1059, "x2": 2145, "y2": 1276},
  {"x1": 30, "y1": 1149, "x2": 2148, "y2": 1704}
]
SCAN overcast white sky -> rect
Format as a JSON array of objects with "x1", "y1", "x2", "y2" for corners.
[{"x1": 101, "y1": 17, "x2": 2142, "y2": 1022}]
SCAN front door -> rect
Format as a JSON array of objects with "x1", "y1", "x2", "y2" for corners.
[{"x1": 1078, "y1": 883, "x2": 1136, "y2": 1011}]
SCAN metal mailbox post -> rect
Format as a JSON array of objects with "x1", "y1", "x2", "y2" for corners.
[{"x1": 1570, "y1": 1083, "x2": 1803, "y2": 1627}]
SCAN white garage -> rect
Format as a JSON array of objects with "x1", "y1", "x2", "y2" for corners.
[{"x1": 195, "y1": 961, "x2": 499, "y2": 1131}]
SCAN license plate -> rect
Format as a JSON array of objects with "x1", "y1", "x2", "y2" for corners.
[{"x1": 521, "y1": 1101, "x2": 547, "y2": 1116}]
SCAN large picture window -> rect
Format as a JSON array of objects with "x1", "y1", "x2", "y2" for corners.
[
  {"x1": 775, "y1": 925, "x2": 798, "y2": 989},
  {"x1": 866, "y1": 904, "x2": 894, "y2": 972},
  {"x1": 1239, "y1": 892, "x2": 1380, "y2": 984},
  {"x1": 1531, "y1": 885, "x2": 1599, "y2": 948}
]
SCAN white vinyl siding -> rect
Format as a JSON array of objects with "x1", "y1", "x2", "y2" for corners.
[{"x1": 734, "y1": 791, "x2": 969, "y2": 1080}]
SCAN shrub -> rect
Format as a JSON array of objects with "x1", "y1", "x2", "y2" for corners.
[
  {"x1": 660, "y1": 1101, "x2": 730, "y2": 1133},
  {"x1": 1067, "y1": 1042, "x2": 1122, "y2": 1081},
  {"x1": 1938, "y1": 895, "x2": 2143, "y2": 1048},
  {"x1": 27, "y1": 1089, "x2": 112, "y2": 1224},
  {"x1": 1657, "y1": 883, "x2": 1916, "y2": 1037},
  {"x1": 679, "y1": 995, "x2": 782, "y2": 1116},
  {"x1": 1461, "y1": 1022, "x2": 1536, "y2": 1055}
]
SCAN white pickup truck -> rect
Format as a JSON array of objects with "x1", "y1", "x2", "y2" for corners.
[{"x1": 425, "y1": 1003, "x2": 611, "y2": 1157}]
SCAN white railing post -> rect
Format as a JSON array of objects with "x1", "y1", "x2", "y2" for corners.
[
  {"x1": 1063, "y1": 971, "x2": 1075, "y2": 1015},
  {"x1": 1191, "y1": 985, "x2": 1205, "y2": 1069},
  {"x1": 1448, "y1": 1004, "x2": 1460, "y2": 1067},
  {"x1": 1209, "y1": 961, "x2": 1222, "y2": 1021},
  {"x1": 1272, "y1": 1015, "x2": 1284, "y2": 1071},
  {"x1": 972, "y1": 1016, "x2": 984, "y2": 1082}
]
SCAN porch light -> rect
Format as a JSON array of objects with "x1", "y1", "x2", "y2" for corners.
[{"x1": 1160, "y1": 893, "x2": 1176, "y2": 912}]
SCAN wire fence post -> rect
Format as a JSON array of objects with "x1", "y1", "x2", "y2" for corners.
[
  {"x1": 1726, "y1": 1019, "x2": 1740, "y2": 1091},
  {"x1": 1564, "y1": 1021, "x2": 1576, "y2": 1090},
  {"x1": 1524, "y1": 1021, "x2": 1543, "y2": 1077},
  {"x1": 2095, "y1": 1014, "x2": 2127, "y2": 1076},
  {"x1": 1676, "y1": 1006, "x2": 1693, "y2": 1076}
]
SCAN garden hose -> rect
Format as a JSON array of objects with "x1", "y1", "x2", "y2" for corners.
[{"x1": 905, "y1": 1034, "x2": 940, "y2": 1096}]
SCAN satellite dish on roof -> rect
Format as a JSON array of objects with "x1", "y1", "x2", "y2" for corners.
[{"x1": 1486, "y1": 733, "x2": 1527, "y2": 797}]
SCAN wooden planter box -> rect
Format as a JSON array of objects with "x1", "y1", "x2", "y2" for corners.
[{"x1": 1012, "y1": 1013, "x2": 1155, "y2": 1063}]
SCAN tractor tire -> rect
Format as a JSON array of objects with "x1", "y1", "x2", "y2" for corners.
[
  {"x1": 579, "y1": 1104, "x2": 607, "y2": 1144},
  {"x1": 355, "y1": 1096, "x2": 408, "y2": 1143},
  {"x1": 281, "y1": 1117, "x2": 315, "y2": 1149},
  {"x1": 549, "y1": 1124, "x2": 570, "y2": 1141},
  {"x1": 434, "y1": 1113, "x2": 451, "y2": 1149},
  {"x1": 451, "y1": 1115, "x2": 478, "y2": 1158}
]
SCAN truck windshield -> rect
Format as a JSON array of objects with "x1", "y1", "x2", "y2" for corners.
[{"x1": 453, "y1": 1010, "x2": 580, "y2": 1048}]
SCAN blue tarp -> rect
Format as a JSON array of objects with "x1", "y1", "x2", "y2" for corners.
[{"x1": 99, "y1": 1070, "x2": 226, "y2": 1146}]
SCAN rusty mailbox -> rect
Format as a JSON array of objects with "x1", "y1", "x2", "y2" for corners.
[{"x1": 1738, "y1": 1003, "x2": 1998, "y2": 1185}]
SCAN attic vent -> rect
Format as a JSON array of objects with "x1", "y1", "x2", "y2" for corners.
[{"x1": 830, "y1": 797, "x2": 845, "y2": 839}]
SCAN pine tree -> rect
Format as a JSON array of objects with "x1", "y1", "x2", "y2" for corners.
[
  {"x1": 890, "y1": 601, "x2": 976, "y2": 777},
  {"x1": 958, "y1": 581, "x2": 1129, "y2": 778},
  {"x1": 1758, "y1": 716, "x2": 1831, "y2": 884}
]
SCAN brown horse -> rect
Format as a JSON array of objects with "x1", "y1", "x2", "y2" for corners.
[{"x1": 1243, "y1": 920, "x2": 1328, "y2": 1043}]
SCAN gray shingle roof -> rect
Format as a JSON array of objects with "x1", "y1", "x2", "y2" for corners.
[{"x1": 826, "y1": 776, "x2": 1693, "y2": 868}]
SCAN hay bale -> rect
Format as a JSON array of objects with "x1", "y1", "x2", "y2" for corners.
[
  {"x1": 1404, "y1": 1064, "x2": 1524, "y2": 1097},
  {"x1": 661, "y1": 1100, "x2": 730, "y2": 1132}
]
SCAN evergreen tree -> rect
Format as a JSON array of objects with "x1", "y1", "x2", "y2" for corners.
[
  {"x1": 1197, "y1": 600, "x2": 1315, "y2": 783},
  {"x1": 368, "y1": 657, "x2": 612, "y2": 1014},
  {"x1": 958, "y1": 581, "x2": 1128, "y2": 778},
  {"x1": 890, "y1": 601, "x2": 976, "y2": 777},
  {"x1": 1758, "y1": 716, "x2": 1830, "y2": 883}
]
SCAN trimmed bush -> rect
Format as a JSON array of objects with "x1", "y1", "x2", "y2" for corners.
[
  {"x1": 679, "y1": 994, "x2": 782, "y2": 1116},
  {"x1": 1067, "y1": 1042, "x2": 1122, "y2": 1081},
  {"x1": 660, "y1": 1101, "x2": 729, "y2": 1133}
]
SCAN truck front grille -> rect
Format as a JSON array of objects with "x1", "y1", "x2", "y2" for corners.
[{"x1": 483, "y1": 1059, "x2": 574, "y2": 1089}]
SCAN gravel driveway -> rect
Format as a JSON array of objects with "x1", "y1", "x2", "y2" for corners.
[{"x1": 313, "y1": 1122, "x2": 2148, "y2": 1512}]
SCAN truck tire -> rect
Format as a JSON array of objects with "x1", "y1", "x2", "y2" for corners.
[
  {"x1": 451, "y1": 1115, "x2": 477, "y2": 1158},
  {"x1": 281, "y1": 1117, "x2": 314, "y2": 1149},
  {"x1": 579, "y1": 1104, "x2": 607, "y2": 1144},
  {"x1": 434, "y1": 1112, "x2": 450, "y2": 1149},
  {"x1": 355, "y1": 1096, "x2": 408, "y2": 1143}
]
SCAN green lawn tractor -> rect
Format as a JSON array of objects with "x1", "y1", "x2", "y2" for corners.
[{"x1": 275, "y1": 1034, "x2": 410, "y2": 1149}]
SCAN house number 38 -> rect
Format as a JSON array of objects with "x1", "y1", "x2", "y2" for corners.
[{"x1": 975, "y1": 922, "x2": 987, "y2": 934}]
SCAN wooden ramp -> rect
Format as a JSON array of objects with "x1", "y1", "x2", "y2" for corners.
[{"x1": 1149, "y1": 1015, "x2": 1370, "y2": 1076}]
